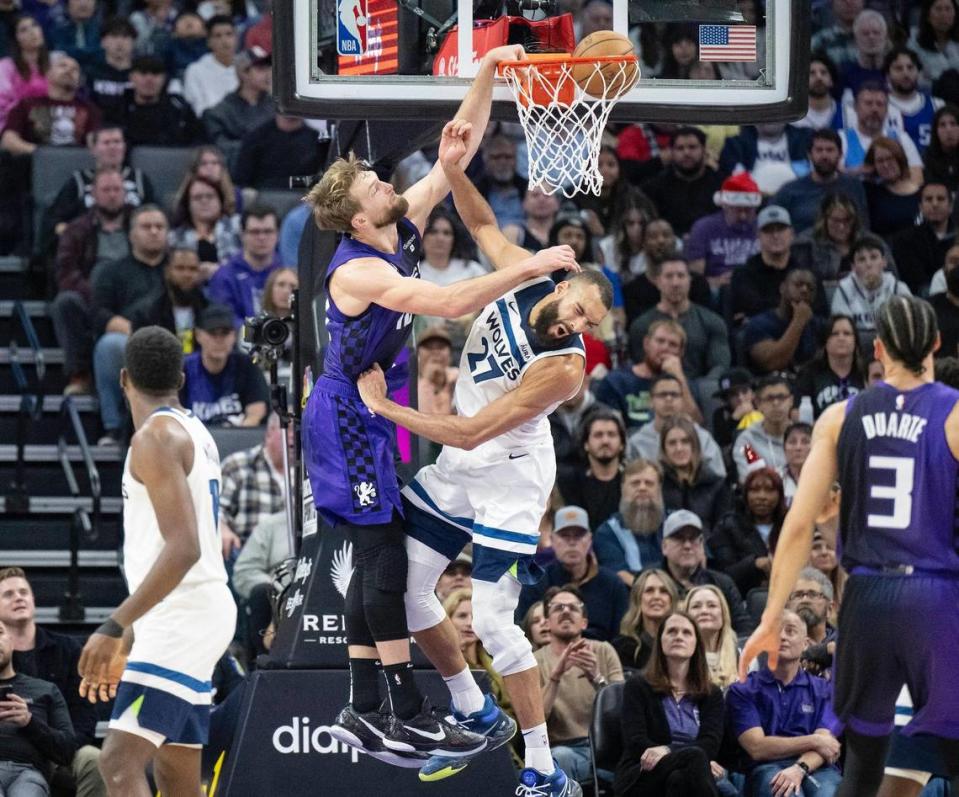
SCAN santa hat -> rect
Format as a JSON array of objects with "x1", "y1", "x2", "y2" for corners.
[
  {"x1": 713, "y1": 172, "x2": 762, "y2": 208},
  {"x1": 741, "y1": 442, "x2": 768, "y2": 475}
]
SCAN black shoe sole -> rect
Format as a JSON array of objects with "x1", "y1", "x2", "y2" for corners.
[{"x1": 329, "y1": 724, "x2": 427, "y2": 768}]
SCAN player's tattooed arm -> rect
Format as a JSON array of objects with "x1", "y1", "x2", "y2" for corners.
[{"x1": 358, "y1": 356, "x2": 583, "y2": 450}]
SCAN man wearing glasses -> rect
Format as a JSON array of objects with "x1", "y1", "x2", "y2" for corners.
[
  {"x1": 534, "y1": 587, "x2": 624, "y2": 786},
  {"x1": 733, "y1": 373, "x2": 796, "y2": 482},
  {"x1": 659, "y1": 510, "x2": 753, "y2": 634},
  {"x1": 787, "y1": 568, "x2": 837, "y2": 679},
  {"x1": 208, "y1": 206, "x2": 281, "y2": 327}
]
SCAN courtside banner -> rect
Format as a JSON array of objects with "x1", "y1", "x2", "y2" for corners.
[
  {"x1": 217, "y1": 670, "x2": 517, "y2": 795},
  {"x1": 268, "y1": 521, "x2": 433, "y2": 668}
]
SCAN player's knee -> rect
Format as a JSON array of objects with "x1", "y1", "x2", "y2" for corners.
[
  {"x1": 98, "y1": 743, "x2": 140, "y2": 789},
  {"x1": 471, "y1": 597, "x2": 535, "y2": 676},
  {"x1": 359, "y1": 539, "x2": 408, "y2": 601},
  {"x1": 404, "y1": 559, "x2": 445, "y2": 633}
]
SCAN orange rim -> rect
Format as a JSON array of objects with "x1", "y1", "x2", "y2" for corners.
[{"x1": 496, "y1": 53, "x2": 638, "y2": 75}]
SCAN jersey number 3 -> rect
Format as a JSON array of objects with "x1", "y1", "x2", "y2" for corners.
[{"x1": 867, "y1": 456, "x2": 914, "y2": 530}]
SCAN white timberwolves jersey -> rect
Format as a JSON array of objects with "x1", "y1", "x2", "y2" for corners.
[
  {"x1": 121, "y1": 406, "x2": 228, "y2": 598},
  {"x1": 455, "y1": 277, "x2": 585, "y2": 451}
]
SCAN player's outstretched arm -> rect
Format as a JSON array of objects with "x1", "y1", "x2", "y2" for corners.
[
  {"x1": 336, "y1": 245, "x2": 578, "y2": 319},
  {"x1": 358, "y1": 356, "x2": 583, "y2": 449},
  {"x1": 439, "y1": 123, "x2": 535, "y2": 272},
  {"x1": 403, "y1": 44, "x2": 525, "y2": 233},
  {"x1": 738, "y1": 402, "x2": 844, "y2": 680}
]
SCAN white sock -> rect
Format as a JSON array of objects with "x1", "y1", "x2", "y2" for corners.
[
  {"x1": 443, "y1": 667, "x2": 485, "y2": 716},
  {"x1": 522, "y1": 724, "x2": 554, "y2": 774}
]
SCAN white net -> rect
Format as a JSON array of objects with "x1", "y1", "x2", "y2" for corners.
[{"x1": 499, "y1": 57, "x2": 638, "y2": 198}]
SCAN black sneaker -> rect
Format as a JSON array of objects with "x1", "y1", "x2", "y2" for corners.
[
  {"x1": 382, "y1": 699, "x2": 488, "y2": 758},
  {"x1": 329, "y1": 704, "x2": 426, "y2": 768}
]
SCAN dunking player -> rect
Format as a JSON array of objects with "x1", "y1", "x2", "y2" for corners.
[
  {"x1": 357, "y1": 131, "x2": 612, "y2": 796},
  {"x1": 740, "y1": 296, "x2": 959, "y2": 797},
  {"x1": 301, "y1": 44, "x2": 580, "y2": 763},
  {"x1": 77, "y1": 327, "x2": 235, "y2": 796}
]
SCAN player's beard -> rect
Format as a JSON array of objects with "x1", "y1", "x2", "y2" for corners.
[
  {"x1": 376, "y1": 195, "x2": 410, "y2": 228},
  {"x1": 621, "y1": 497, "x2": 663, "y2": 535},
  {"x1": 531, "y1": 298, "x2": 572, "y2": 347}
]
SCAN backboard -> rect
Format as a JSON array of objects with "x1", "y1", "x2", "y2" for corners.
[{"x1": 274, "y1": 0, "x2": 809, "y2": 123}]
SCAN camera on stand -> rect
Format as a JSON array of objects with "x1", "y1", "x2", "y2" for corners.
[{"x1": 242, "y1": 312, "x2": 292, "y2": 361}]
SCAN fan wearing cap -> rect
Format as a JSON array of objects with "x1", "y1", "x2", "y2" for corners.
[
  {"x1": 731, "y1": 206, "x2": 829, "y2": 325},
  {"x1": 202, "y1": 46, "x2": 275, "y2": 171},
  {"x1": 658, "y1": 510, "x2": 753, "y2": 635},
  {"x1": 711, "y1": 368, "x2": 763, "y2": 449},
  {"x1": 515, "y1": 507, "x2": 628, "y2": 644},
  {"x1": 112, "y1": 55, "x2": 206, "y2": 147},
  {"x1": 182, "y1": 15, "x2": 238, "y2": 116},
  {"x1": 416, "y1": 325, "x2": 457, "y2": 418},
  {"x1": 685, "y1": 173, "x2": 762, "y2": 290},
  {"x1": 179, "y1": 303, "x2": 269, "y2": 427}
]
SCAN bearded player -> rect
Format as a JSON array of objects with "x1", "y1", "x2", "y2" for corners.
[
  {"x1": 301, "y1": 43, "x2": 581, "y2": 764},
  {"x1": 358, "y1": 130, "x2": 612, "y2": 797}
]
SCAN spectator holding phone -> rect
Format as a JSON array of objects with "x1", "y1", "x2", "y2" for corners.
[{"x1": 0, "y1": 619, "x2": 76, "y2": 796}]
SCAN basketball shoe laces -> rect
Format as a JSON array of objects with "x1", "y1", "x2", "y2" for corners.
[{"x1": 515, "y1": 781, "x2": 553, "y2": 797}]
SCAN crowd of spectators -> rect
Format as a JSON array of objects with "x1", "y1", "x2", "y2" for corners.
[{"x1": 2, "y1": 0, "x2": 958, "y2": 794}]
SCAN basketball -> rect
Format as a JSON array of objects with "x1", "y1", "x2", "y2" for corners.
[{"x1": 570, "y1": 30, "x2": 640, "y2": 100}]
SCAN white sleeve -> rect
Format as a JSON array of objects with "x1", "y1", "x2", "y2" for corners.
[
  {"x1": 899, "y1": 131, "x2": 923, "y2": 167},
  {"x1": 930, "y1": 269, "x2": 947, "y2": 296}
]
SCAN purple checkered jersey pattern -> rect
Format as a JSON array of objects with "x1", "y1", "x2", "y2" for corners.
[
  {"x1": 302, "y1": 217, "x2": 422, "y2": 527},
  {"x1": 837, "y1": 381, "x2": 959, "y2": 574}
]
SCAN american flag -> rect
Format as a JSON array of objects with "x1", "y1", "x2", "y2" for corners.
[{"x1": 698, "y1": 25, "x2": 757, "y2": 62}]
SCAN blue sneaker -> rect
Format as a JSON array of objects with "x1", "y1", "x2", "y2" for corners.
[
  {"x1": 418, "y1": 693, "x2": 517, "y2": 782},
  {"x1": 514, "y1": 761, "x2": 582, "y2": 797}
]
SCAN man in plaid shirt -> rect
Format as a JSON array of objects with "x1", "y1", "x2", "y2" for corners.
[{"x1": 218, "y1": 413, "x2": 286, "y2": 558}]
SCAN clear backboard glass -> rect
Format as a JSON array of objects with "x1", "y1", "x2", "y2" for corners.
[{"x1": 275, "y1": 0, "x2": 808, "y2": 122}]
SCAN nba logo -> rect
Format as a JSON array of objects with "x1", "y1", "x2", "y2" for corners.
[{"x1": 337, "y1": 0, "x2": 368, "y2": 56}]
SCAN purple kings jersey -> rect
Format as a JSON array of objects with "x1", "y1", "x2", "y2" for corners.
[
  {"x1": 302, "y1": 217, "x2": 422, "y2": 527},
  {"x1": 837, "y1": 381, "x2": 959, "y2": 574},
  {"x1": 322, "y1": 217, "x2": 421, "y2": 391}
]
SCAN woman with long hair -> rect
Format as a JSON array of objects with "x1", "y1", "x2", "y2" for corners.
[
  {"x1": 795, "y1": 314, "x2": 865, "y2": 417},
  {"x1": 599, "y1": 203, "x2": 652, "y2": 282},
  {"x1": 923, "y1": 104, "x2": 959, "y2": 189},
  {"x1": 418, "y1": 206, "x2": 485, "y2": 285},
  {"x1": 168, "y1": 174, "x2": 243, "y2": 281},
  {"x1": 658, "y1": 416, "x2": 731, "y2": 536},
  {"x1": 576, "y1": 145, "x2": 655, "y2": 239},
  {"x1": 175, "y1": 145, "x2": 240, "y2": 216},
  {"x1": 681, "y1": 585, "x2": 739, "y2": 690},
  {"x1": 442, "y1": 589, "x2": 516, "y2": 734},
  {"x1": 710, "y1": 467, "x2": 787, "y2": 595},
  {"x1": 864, "y1": 136, "x2": 922, "y2": 238},
  {"x1": 261, "y1": 267, "x2": 298, "y2": 317},
  {"x1": 863, "y1": 137, "x2": 923, "y2": 237},
  {"x1": 613, "y1": 569, "x2": 678, "y2": 671},
  {"x1": 0, "y1": 15, "x2": 49, "y2": 128},
  {"x1": 614, "y1": 612, "x2": 724, "y2": 796},
  {"x1": 521, "y1": 600, "x2": 551, "y2": 650},
  {"x1": 909, "y1": 0, "x2": 959, "y2": 83},
  {"x1": 794, "y1": 192, "x2": 894, "y2": 283},
  {"x1": 658, "y1": 24, "x2": 698, "y2": 80}
]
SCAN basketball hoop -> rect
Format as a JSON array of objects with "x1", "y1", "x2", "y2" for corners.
[{"x1": 498, "y1": 54, "x2": 639, "y2": 198}]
